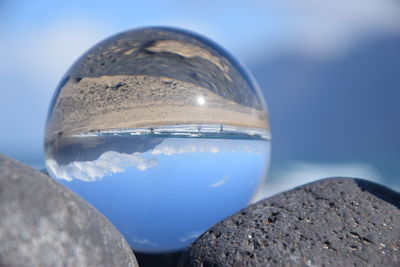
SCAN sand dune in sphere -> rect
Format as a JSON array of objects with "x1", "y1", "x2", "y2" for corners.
[{"x1": 47, "y1": 75, "x2": 270, "y2": 138}]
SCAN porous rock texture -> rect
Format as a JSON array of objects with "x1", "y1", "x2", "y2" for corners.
[
  {"x1": 180, "y1": 178, "x2": 400, "y2": 266},
  {"x1": 0, "y1": 154, "x2": 138, "y2": 267}
]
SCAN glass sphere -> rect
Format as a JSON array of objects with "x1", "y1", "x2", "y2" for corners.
[{"x1": 44, "y1": 27, "x2": 271, "y2": 253}]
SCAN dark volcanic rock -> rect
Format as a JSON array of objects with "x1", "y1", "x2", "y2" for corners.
[
  {"x1": 0, "y1": 154, "x2": 138, "y2": 267},
  {"x1": 180, "y1": 178, "x2": 400, "y2": 267}
]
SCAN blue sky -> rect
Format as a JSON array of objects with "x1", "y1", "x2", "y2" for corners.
[
  {"x1": 51, "y1": 137, "x2": 269, "y2": 252},
  {"x1": 1, "y1": 0, "x2": 400, "y2": 192}
]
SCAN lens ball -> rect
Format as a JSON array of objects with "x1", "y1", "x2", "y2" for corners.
[{"x1": 44, "y1": 27, "x2": 271, "y2": 253}]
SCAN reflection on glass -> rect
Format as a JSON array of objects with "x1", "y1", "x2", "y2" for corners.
[
  {"x1": 44, "y1": 27, "x2": 271, "y2": 253},
  {"x1": 46, "y1": 135, "x2": 270, "y2": 252}
]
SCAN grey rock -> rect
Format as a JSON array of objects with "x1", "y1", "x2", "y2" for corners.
[
  {"x1": 0, "y1": 154, "x2": 138, "y2": 267},
  {"x1": 180, "y1": 178, "x2": 400, "y2": 267}
]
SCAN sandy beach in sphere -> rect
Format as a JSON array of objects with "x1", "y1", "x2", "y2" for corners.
[{"x1": 47, "y1": 75, "x2": 270, "y2": 138}]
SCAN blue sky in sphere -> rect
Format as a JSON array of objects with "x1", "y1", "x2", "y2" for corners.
[
  {"x1": 1, "y1": 0, "x2": 400, "y2": 194},
  {"x1": 49, "y1": 137, "x2": 270, "y2": 252}
]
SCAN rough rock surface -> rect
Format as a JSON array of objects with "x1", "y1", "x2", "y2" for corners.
[
  {"x1": 180, "y1": 178, "x2": 400, "y2": 266},
  {"x1": 0, "y1": 154, "x2": 138, "y2": 267}
]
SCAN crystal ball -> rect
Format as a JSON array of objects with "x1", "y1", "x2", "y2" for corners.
[{"x1": 44, "y1": 27, "x2": 271, "y2": 253}]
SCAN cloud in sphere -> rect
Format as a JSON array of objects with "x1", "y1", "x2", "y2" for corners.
[
  {"x1": 47, "y1": 138, "x2": 267, "y2": 182},
  {"x1": 151, "y1": 138, "x2": 266, "y2": 156},
  {"x1": 151, "y1": 144, "x2": 220, "y2": 156},
  {"x1": 47, "y1": 151, "x2": 158, "y2": 182},
  {"x1": 210, "y1": 175, "x2": 230, "y2": 188}
]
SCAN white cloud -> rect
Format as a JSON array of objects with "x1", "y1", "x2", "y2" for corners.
[
  {"x1": 246, "y1": 0, "x2": 400, "y2": 61},
  {"x1": 254, "y1": 161, "x2": 382, "y2": 200},
  {"x1": 46, "y1": 151, "x2": 157, "y2": 182},
  {"x1": 151, "y1": 144, "x2": 219, "y2": 156},
  {"x1": 210, "y1": 175, "x2": 230, "y2": 188},
  {"x1": 0, "y1": 17, "x2": 111, "y2": 92},
  {"x1": 0, "y1": 17, "x2": 112, "y2": 166},
  {"x1": 24, "y1": 19, "x2": 112, "y2": 90},
  {"x1": 151, "y1": 138, "x2": 268, "y2": 156},
  {"x1": 46, "y1": 138, "x2": 270, "y2": 182},
  {"x1": 131, "y1": 238, "x2": 159, "y2": 247}
]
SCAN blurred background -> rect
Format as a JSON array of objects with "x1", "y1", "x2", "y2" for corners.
[{"x1": 0, "y1": 0, "x2": 399, "y2": 196}]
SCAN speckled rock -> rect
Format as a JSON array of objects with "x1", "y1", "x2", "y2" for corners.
[
  {"x1": 180, "y1": 178, "x2": 400, "y2": 267},
  {"x1": 0, "y1": 154, "x2": 138, "y2": 267}
]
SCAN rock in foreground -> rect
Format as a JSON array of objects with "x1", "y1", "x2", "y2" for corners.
[
  {"x1": 0, "y1": 155, "x2": 138, "y2": 267},
  {"x1": 180, "y1": 178, "x2": 400, "y2": 266}
]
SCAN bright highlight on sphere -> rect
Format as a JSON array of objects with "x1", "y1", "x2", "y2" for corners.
[{"x1": 196, "y1": 95, "x2": 206, "y2": 105}]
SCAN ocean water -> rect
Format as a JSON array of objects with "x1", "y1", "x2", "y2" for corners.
[{"x1": 45, "y1": 130, "x2": 270, "y2": 253}]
